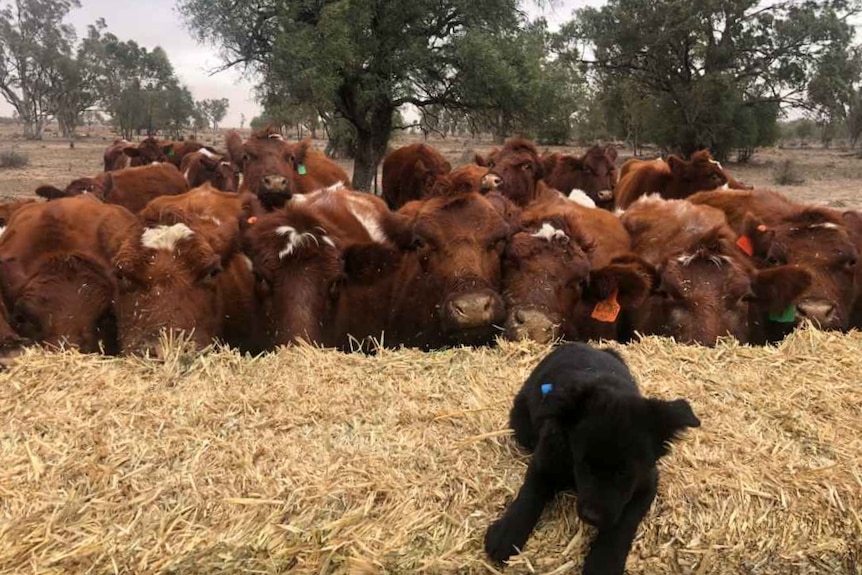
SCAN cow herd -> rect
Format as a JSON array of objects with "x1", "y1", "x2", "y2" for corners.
[{"x1": 0, "y1": 127, "x2": 860, "y2": 362}]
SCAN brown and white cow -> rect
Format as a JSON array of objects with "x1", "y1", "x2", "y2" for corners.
[
  {"x1": 35, "y1": 163, "x2": 189, "y2": 213},
  {"x1": 104, "y1": 139, "x2": 135, "y2": 172},
  {"x1": 485, "y1": 138, "x2": 562, "y2": 207},
  {"x1": 615, "y1": 150, "x2": 728, "y2": 209},
  {"x1": 502, "y1": 196, "x2": 651, "y2": 344},
  {"x1": 382, "y1": 143, "x2": 452, "y2": 209},
  {"x1": 180, "y1": 148, "x2": 239, "y2": 191},
  {"x1": 688, "y1": 189, "x2": 859, "y2": 335},
  {"x1": 227, "y1": 127, "x2": 350, "y2": 210},
  {"x1": 385, "y1": 191, "x2": 515, "y2": 349},
  {"x1": 0, "y1": 196, "x2": 137, "y2": 353},
  {"x1": 542, "y1": 146, "x2": 619, "y2": 210},
  {"x1": 242, "y1": 183, "x2": 397, "y2": 348},
  {"x1": 112, "y1": 187, "x2": 263, "y2": 356},
  {"x1": 620, "y1": 195, "x2": 811, "y2": 345}
]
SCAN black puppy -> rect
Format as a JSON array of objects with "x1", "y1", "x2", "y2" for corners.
[{"x1": 485, "y1": 343, "x2": 700, "y2": 574}]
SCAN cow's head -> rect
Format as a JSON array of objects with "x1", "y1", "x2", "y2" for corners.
[
  {"x1": 486, "y1": 138, "x2": 544, "y2": 207},
  {"x1": 667, "y1": 150, "x2": 727, "y2": 196},
  {"x1": 544, "y1": 147, "x2": 619, "y2": 208},
  {"x1": 112, "y1": 218, "x2": 236, "y2": 356},
  {"x1": 0, "y1": 253, "x2": 117, "y2": 354},
  {"x1": 227, "y1": 127, "x2": 312, "y2": 209},
  {"x1": 35, "y1": 175, "x2": 112, "y2": 202},
  {"x1": 183, "y1": 149, "x2": 239, "y2": 192},
  {"x1": 393, "y1": 191, "x2": 511, "y2": 345},
  {"x1": 742, "y1": 209, "x2": 858, "y2": 331},
  {"x1": 125, "y1": 137, "x2": 173, "y2": 166},
  {"x1": 502, "y1": 212, "x2": 650, "y2": 343}
]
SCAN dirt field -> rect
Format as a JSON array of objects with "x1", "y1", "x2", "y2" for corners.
[{"x1": 1, "y1": 124, "x2": 862, "y2": 208}]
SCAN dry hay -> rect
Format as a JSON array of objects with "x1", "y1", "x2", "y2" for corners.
[{"x1": 1, "y1": 328, "x2": 861, "y2": 575}]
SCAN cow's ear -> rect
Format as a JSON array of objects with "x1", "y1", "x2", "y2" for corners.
[
  {"x1": 752, "y1": 265, "x2": 812, "y2": 315},
  {"x1": 605, "y1": 146, "x2": 618, "y2": 163},
  {"x1": 295, "y1": 139, "x2": 312, "y2": 166},
  {"x1": 226, "y1": 131, "x2": 245, "y2": 168},
  {"x1": 123, "y1": 147, "x2": 141, "y2": 158},
  {"x1": 586, "y1": 256, "x2": 654, "y2": 308},
  {"x1": 474, "y1": 152, "x2": 490, "y2": 167},
  {"x1": 647, "y1": 397, "x2": 701, "y2": 457},
  {"x1": 35, "y1": 185, "x2": 67, "y2": 200},
  {"x1": 0, "y1": 257, "x2": 27, "y2": 301},
  {"x1": 741, "y1": 212, "x2": 775, "y2": 257},
  {"x1": 342, "y1": 243, "x2": 401, "y2": 285},
  {"x1": 541, "y1": 153, "x2": 559, "y2": 176},
  {"x1": 842, "y1": 210, "x2": 862, "y2": 244},
  {"x1": 535, "y1": 377, "x2": 601, "y2": 422},
  {"x1": 667, "y1": 155, "x2": 688, "y2": 177},
  {"x1": 380, "y1": 210, "x2": 416, "y2": 251},
  {"x1": 485, "y1": 191, "x2": 521, "y2": 227}
]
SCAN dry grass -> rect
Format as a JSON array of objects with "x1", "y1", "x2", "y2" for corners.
[{"x1": 1, "y1": 328, "x2": 861, "y2": 574}]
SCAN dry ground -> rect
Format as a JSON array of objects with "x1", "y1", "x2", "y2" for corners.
[
  {"x1": 1, "y1": 125, "x2": 862, "y2": 574},
  {"x1": 1, "y1": 124, "x2": 861, "y2": 208}
]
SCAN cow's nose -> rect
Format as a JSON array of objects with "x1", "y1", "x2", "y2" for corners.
[
  {"x1": 796, "y1": 299, "x2": 837, "y2": 327},
  {"x1": 261, "y1": 175, "x2": 288, "y2": 190},
  {"x1": 446, "y1": 292, "x2": 500, "y2": 328},
  {"x1": 506, "y1": 308, "x2": 559, "y2": 343},
  {"x1": 597, "y1": 189, "x2": 613, "y2": 202},
  {"x1": 481, "y1": 173, "x2": 502, "y2": 192}
]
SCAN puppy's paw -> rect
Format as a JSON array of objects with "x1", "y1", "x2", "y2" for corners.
[{"x1": 484, "y1": 517, "x2": 528, "y2": 564}]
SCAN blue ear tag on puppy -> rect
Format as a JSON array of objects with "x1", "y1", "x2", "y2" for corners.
[
  {"x1": 541, "y1": 383, "x2": 553, "y2": 396},
  {"x1": 297, "y1": 163, "x2": 308, "y2": 175}
]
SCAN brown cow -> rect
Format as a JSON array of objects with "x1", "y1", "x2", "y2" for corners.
[
  {"x1": 125, "y1": 137, "x2": 174, "y2": 166},
  {"x1": 103, "y1": 139, "x2": 134, "y2": 171},
  {"x1": 542, "y1": 145, "x2": 619, "y2": 210},
  {"x1": 226, "y1": 127, "x2": 350, "y2": 209},
  {"x1": 620, "y1": 195, "x2": 811, "y2": 345},
  {"x1": 0, "y1": 296, "x2": 25, "y2": 367},
  {"x1": 382, "y1": 143, "x2": 452, "y2": 209},
  {"x1": 502, "y1": 196, "x2": 651, "y2": 344},
  {"x1": 35, "y1": 163, "x2": 189, "y2": 213},
  {"x1": 180, "y1": 148, "x2": 239, "y2": 191},
  {"x1": 386, "y1": 191, "x2": 514, "y2": 349},
  {"x1": 0, "y1": 198, "x2": 37, "y2": 227},
  {"x1": 0, "y1": 196, "x2": 137, "y2": 353},
  {"x1": 615, "y1": 150, "x2": 728, "y2": 209},
  {"x1": 112, "y1": 187, "x2": 263, "y2": 356},
  {"x1": 242, "y1": 183, "x2": 397, "y2": 348},
  {"x1": 486, "y1": 138, "x2": 562, "y2": 207},
  {"x1": 688, "y1": 189, "x2": 859, "y2": 335}
]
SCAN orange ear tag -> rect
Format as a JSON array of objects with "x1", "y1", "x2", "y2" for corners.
[
  {"x1": 591, "y1": 288, "x2": 621, "y2": 323},
  {"x1": 737, "y1": 235, "x2": 754, "y2": 256}
]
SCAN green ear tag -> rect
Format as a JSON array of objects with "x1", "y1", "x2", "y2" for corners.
[
  {"x1": 769, "y1": 305, "x2": 797, "y2": 323},
  {"x1": 297, "y1": 163, "x2": 308, "y2": 175},
  {"x1": 167, "y1": 148, "x2": 175, "y2": 157}
]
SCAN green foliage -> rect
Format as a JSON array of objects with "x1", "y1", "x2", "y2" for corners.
[
  {"x1": 808, "y1": 46, "x2": 862, "y2": 147},
  {"x1": 196, "y1": 97, "x2": 229, "y2": 131},
  {"x1": 0, "y1": 0, "x2": 81, "y2": 139},
  {"x1": 573, "y1": 0, "x2": 858, "y2": 159},
  {"x1": 0, "y1": 148, "x2": 28, "y2": 168}
]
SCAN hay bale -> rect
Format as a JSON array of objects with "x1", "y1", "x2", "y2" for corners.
[{"x1": 1, "y1": 329, "x2": 861, "y2": 574}]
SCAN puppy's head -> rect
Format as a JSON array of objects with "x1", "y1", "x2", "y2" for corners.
[{"x1": 538, "y1": 378, "x2": 700, "y2": 528}]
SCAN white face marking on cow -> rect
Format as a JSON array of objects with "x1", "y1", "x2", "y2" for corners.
[
  {"x1": 219, "y1": 161, "x2": 232, "y2": 167},
  {"x1": 276, "y1": 225, "x2": 322, "y2": 259},
  {"x1": 183, "y1": 169, "x2": 191, "y2": 181},
  {"x1": 199, "y1": 148, "x2": 218, "y2": 160},
  {"x1": 677, "y1": 252, "x2": 731, "y2": 267},
  {"x1": 809, "y1": 222, "x2": 839, "y2": 230},
  {"x1": 532, "y1": 222, "x2": 569, "y2": 243},
  {"x1": 268, "y1": 133, "x2": 284, "y2": 141},
  {"x1": 346, "y1": 198, "x2": 387, "y2": 243},
  {"x1": 567, "y1": 189, "x2": 597, "y2": 208},
  {"x1": 199, "y1": 215, "x2": 222, "y2": 226},
  {"x1": 0, "y1": 226, "x2": 5, "y2": 238},
  {"x1": 141, "y1": 223, "x2": 195, "y2": 251},
  {"x1": 240, "y1": 254, "x2": 254, "y2": 271},
  {"x1": 709, "y1": 159, "x2": 724, "y2": 170},
  {"x1": 322, "y1": 236, "x2": 336, "y2": 248}
]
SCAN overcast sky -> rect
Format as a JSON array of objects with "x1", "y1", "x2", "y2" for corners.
[{"x1": 0, "y1": 0, "x2": 603, "y2": 128}]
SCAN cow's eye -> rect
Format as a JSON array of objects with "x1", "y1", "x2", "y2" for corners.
[
  {"x1": 841, "y1": 256, "x2": 857, "y2": 271},
  {"x1": 766, "y1": 255, "x2": 783, "y2": 266},
  {"x1": 410, "y1": 236, "x2": 427, "y2": 250},
  {"x1": 201, "y1": 265, "x2": 222, "y2": 283}
]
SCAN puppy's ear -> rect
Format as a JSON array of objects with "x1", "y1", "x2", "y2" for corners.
[
  {"x1": 647, "y1": 398, "x2": 701, "y2": 456},
  {"x1": 535, "y1": 378, "x2": 597, "y2": 422}
]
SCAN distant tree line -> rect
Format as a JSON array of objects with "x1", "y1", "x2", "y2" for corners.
[{"x1": 0, "y1": 0, "x2": 228, "y2": 140}]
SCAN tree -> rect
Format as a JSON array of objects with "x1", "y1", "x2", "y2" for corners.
[
  {"x1": 179, "y1": 0, "x2": 528, "y2": 191},
  {"x1": 0, "y1": 0, "x2": 80, "y2": 139},
  {"x1": 573, "y1": 0, "x2": 860, "y2": 159},
  {"x1": 196, "y1": 97, "x2": 229, "y2": 131},
  {"x1": 808, "y1": 45, "x2": 862, "y2": 147}
]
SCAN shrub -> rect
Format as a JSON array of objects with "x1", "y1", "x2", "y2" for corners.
[
  {"x1": 0, "y1": 149, "x2": 29, "y2": 169},
  {"x1": 772, "y1": 159, "x2": 805, "y2": 185}
]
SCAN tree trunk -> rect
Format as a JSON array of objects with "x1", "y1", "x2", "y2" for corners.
[{"x1": 350, "y1": 104, "x2": 392, "y2": 194}]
